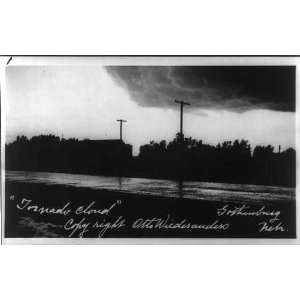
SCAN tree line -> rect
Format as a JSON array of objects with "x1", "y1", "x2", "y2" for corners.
[{"x1": 5, "y1": 134, "x2": 296, "y2": 187}]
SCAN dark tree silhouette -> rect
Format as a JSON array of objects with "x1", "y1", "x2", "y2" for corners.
[
  {"x1": 5, "y1": 133, "x2": 296, "y2": 187},
  {"x1": 136, "y1": 134, "x2": 295, "y2": 187}
]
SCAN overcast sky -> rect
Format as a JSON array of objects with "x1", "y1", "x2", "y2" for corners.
[{"x1": 5, "y1": 65, "x2": 295, "y2": 155}]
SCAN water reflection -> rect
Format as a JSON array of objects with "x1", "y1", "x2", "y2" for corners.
[
  {"x1": 177, "y1": 180, "x2": 183, "y2": 199},
  {"x1": 118, "y1": 176, "x2": 123, "y2": 190},
  {"x1": 5, "y1": 170, "x2": 295, "y2": 202}
]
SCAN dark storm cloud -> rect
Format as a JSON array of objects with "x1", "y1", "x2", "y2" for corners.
[{"x1": 106, "y1": 66, "x2": 295, "y2": 112}]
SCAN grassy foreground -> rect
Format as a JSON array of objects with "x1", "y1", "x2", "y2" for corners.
[{"x1": 5, "y1": 181, "x2": 296, "y2": 238}]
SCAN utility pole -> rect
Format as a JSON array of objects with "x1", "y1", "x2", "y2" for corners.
[
  {"x1": 117, "y1": 119, "x2": 127, "y2": 141},
  {"x1": 174, "y1": 100, "x2": 190, "y2": 140}
]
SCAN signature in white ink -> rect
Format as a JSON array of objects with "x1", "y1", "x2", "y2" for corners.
[
  {"x1": 132, "y1": 215, "x2": 229, "y2": 231},
  {"x1": 64, "y1": 216, "x2": 127, "y2": 238},
  {"x1": 258, "y1": 221, "x2": 286, "y2": 232},
  {"x1": 16, "y1": 197, "x2": 71, "y2": 216},
  {"x1": 75, "y1": 200, "x2": 122, "y2": 216},
  {"x1": 92, "y1": 216, "x2": 126, "y2": 237},
  {"x1": 217, "y1": 204, "x2": 281, "y2": 222},
  {"x1": 64, "y1": 217, "x2": 90, "y2": 238}
]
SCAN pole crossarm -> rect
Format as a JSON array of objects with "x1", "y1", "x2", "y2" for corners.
[{"x1": 175, "y1": 100, "x2": 190, "y2": 106}]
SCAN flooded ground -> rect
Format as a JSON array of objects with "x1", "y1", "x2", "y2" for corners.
[{"x1": 6, "y1": 170, "x2": 295, "y2": 203}]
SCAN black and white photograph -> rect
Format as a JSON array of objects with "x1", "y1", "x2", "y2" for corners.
[
  {"x1": 1, "y1": 57, "x2": 297, "y2": 241},
  {"x1": 2, "y1": 1, "x2": 300, "y2": 299}
]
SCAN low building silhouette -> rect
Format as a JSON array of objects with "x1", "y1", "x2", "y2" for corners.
[
  {"x1": 83, "y1": 139, "x2": 132, "y2": 159},
  {"x1": 5, "y1": 135, "x2": 133, "y2": 176},
  {"x1": 77, "y1": 139, "x2": 133, "y2": 175}
]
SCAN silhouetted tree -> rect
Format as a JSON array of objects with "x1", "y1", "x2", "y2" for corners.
[{"x1": 5, "y1": 133, "x2": 296, "y2": 187}]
